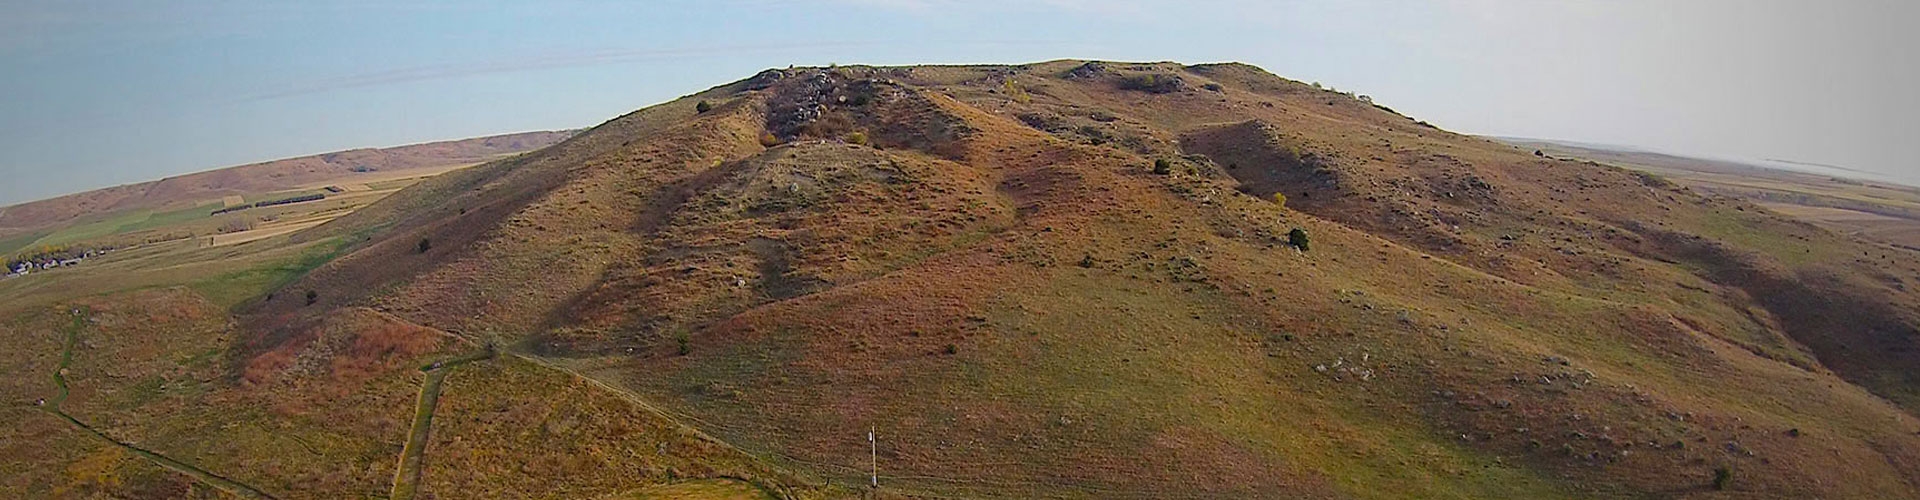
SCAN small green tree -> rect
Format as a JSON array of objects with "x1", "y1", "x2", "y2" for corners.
[
  {"x1": 1152, "y1": 158, "x2": 1172, "y2": 175},
  {"x1": 1271, "y1": 192, "x2": 1287, "y2": 207},
  {"x1": 1002, "y1": 79, "x2": 1030, "y2": 103},
  {"x1": 416, "y1": 238, "x2": 431, "y2": 254},
  {"x1": 1288, "y1": 228, "x2": 1310, "y2": 251},
  {"x1": 304, "y1": 290, "x2": 319, "y2": 306},
  {"x1": 1713, "y1": 467, "x2": 1732, "y2": 490},
  {"x1": 675, "y1": 331, "x2": 691, "y2": 356},
  {"x1": 695, "y1": 100, "x2": 713, "y2": 113},
  {"x1": 846, "y1": 131, "x2": 868, "y2": 146}
]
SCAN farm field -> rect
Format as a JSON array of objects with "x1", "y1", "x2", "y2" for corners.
[
  {"x1": 1760, "y1": 203, "x2": 1920, "y2": 249},
  {"x1": 0, "y1": 130, "x2": 574, "y2": 244},
  {"x1": 1501, "y1": 138, "x2": 1920, "y2": 251}
]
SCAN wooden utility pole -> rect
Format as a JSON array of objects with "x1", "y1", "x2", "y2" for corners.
[{"x1": 869, "y1": 426, "x2": 878, "y2": 488}]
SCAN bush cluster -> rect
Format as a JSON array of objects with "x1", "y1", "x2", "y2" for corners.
[{"x1": 1288, "y1": 228, "x2": 1311, "y2": 251}]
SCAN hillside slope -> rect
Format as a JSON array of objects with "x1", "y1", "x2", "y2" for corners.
[
  {"x1": 246, "y1": 61, "x2": 1920, "y2": 498},
  {"x1": 0, "y1": 130, "x2": 576, "y2": 236}
]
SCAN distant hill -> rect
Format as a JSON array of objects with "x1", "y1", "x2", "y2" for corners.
[
  {"x1": 1496, "y1": 136, "x2": 1920, "y2": 251},
  {"x1": 0, "y1": 130, "x2": 576, "y2": 236},
  {"x1": 1495, "y1": 136, "x2": 1918, "y2": 188}
]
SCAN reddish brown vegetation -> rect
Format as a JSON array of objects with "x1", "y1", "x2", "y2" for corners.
[
  {"x1": 215, "y1": 61, "x2": 1920, "y2": 498},
  {"x1": 243, "y1": 308, "x2": 447, "y2": 391}
]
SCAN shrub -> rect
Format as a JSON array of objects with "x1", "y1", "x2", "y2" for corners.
[
  {"x1": 1634, "y1": 171, "x2": 1674, "y2": 189},
  {"x1": 802, "y1": 111, "x2": 856, "y2": 138},
  {"x1": 675, "y1": 331, "x2": 691, "y2": 356},
  {"x1": 254, "y1": 193, "x2": 324, "y2": 207},
  {"x1": 416, "y1": 238, "x2": 431, "y2": 254},
  {"x1": 1271, "y1": 192, "x2": 1287, "y2": 207},
  {"x1": 846, "y1": 131, "x2": 868, "y2": 146},
  {"x1": 944, "y1": 344, "x2": 958, "y2": 355},
  {"x1": 758, "y1": 131, "x2": 783, "y2": 147},
  {"x1": 219, "y1": 217, "x2": 254, "y2": 233},
  {"x1": 1152, "y1": 158, "x2": 1172, "y2": 175},
  {"x1": 1119, "y1": 73, "x2": 1184, "y2": 94},
  {"x1": 1713, "y1": 467, "x2": 1732, "y2": 490},
  {"x1": 1078, "y1": 125, "x2": 1113, "y2": 145},
  {"x1": 695, "y1": 100, "x2": 713, "y2": 113},
  {"x1": 1288, "y1": 228, "x2": 1310, "y2": 251},
  {"x1": 304, "y1": 290, "x2": 319, "y2": 306},
  {"x1": 1002, "y1": 79, "x2": 1031, "y2": 103}
]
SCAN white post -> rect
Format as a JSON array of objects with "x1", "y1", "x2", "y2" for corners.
[{"x1": 869, "y1": 426, "x2": 878, "y2": 488}]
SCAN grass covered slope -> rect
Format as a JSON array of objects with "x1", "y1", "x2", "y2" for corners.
[
  {"x1": 204, "y1": 60, "x2": 1920, "y2": 498},
  {"x1": 1, "y1": 287, "x2": 829, "y2": 498}
]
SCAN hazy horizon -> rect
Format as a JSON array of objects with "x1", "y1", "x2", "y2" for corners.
[{"x1": 3, "y1": 0, "x2": 1916, "y2": 206}]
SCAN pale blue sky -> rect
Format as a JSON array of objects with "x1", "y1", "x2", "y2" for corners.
[{"x1": 2, "y1": 0, "x2": 1915, "y2": 205}]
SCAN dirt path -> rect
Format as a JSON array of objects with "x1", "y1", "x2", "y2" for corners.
[
  {"x1": 389, "y1": 348, "x2": 495, "y2": 500},
  {"x1": 41, "y1": 309, "x2": 278, "y2": 500}
]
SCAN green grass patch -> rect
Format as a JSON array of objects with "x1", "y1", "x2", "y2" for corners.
[
  {"x1": 1687, "y1": 210, "x2": 1826, "y2": 267},
  {"x1": 122, "y1": 376, "x2": 167, "y2": 409},
  {"x1": 187, "y1": 236, "x2": 353, "y2": 309},
  {"x1": 616, "y1": 479, "x2": 773, "y2": 500},
  {"x1": 115, "y1": 203, "x2": 218, "y2": 234},
  {"x1": 30, "y1": 210, "x2": 154, "y2": 247},
  {"x1": 0, "y1": 229, "x2": 51, "y2": 257},
  {"x1": 1002, "y1": 273, "x2": 1575, "y2": 499},
  {"x1": 176, "y1": 347, "x2": 224, "y2": 371},
  {"x1": 14, "y1": 203, "x2": 218, "y2": 250}
]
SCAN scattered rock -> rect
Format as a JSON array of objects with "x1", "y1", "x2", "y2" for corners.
[{"x1": 1063, "y1": 61, "x2": 1108, "y2": 80}]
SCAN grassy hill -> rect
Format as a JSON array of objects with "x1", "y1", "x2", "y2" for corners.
[
  {"x1": 8, "y1": 60, "x2": 1920, "y2": 499},
  {"x1": 0, "y1": 130, "x2": 576, "y2": 244}
]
